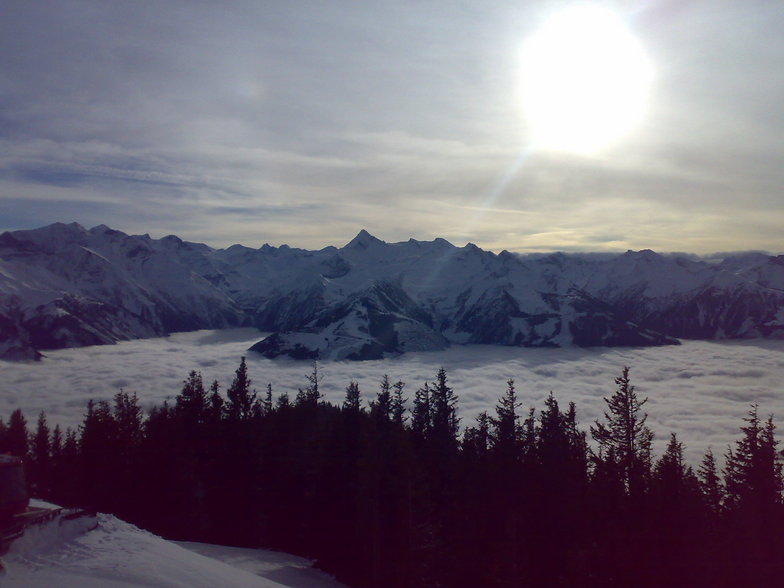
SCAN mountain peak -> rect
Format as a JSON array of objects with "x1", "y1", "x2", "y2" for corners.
[{"x1": 344, "y1": 229, "x2": 384, "y2": 250}]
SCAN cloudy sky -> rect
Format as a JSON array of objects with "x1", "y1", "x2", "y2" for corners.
[{"x1": 2, "y1": 1, "x2": 783, "y2": 253}]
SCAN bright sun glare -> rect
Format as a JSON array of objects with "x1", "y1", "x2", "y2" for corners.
[{"x1": 520, "y1": 5, "x2": 653, "y2": 154}]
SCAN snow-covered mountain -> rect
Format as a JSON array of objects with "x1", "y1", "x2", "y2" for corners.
[
  {"x1": 0, "y1": 223, "x2": 245, "y2": 360},
  {"x1": 526, "y1": 249, "x2": 784, "y2": 340},
  {"x1": 1, "y1": 223, "x2": 782, "y2": 361}
]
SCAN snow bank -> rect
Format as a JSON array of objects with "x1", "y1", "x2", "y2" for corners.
[{"x1": 2, "y1": 512, "x2": 344, "y2": 588}]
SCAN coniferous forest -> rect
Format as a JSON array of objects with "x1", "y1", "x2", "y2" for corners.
[{"x1": 2, "y1": 359, "x2": 783, "y2": 588}]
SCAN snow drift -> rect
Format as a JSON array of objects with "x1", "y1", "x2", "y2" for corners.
[{"x1": 2, "y1": 507, "x2": 344, "y2": 588}]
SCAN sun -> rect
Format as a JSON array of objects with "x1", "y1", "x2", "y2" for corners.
[{"x1": 520, "y1": 5, "x2": 653, "y2": 154}]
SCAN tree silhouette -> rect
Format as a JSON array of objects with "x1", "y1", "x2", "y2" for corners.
[
  {"x1": 591, "y1": 366, "x2": 653, "y2": 497},
  {"x1": 226, "y1": 357, "x2": 256, "y2": 420}
]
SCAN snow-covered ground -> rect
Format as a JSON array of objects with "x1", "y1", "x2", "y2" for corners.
[
  {"x1": 2, "y1": 502, "x2": 345, "y2": 588},
  {"x1": 2, "y1": 328, "x2": 784, "y2": 464}
]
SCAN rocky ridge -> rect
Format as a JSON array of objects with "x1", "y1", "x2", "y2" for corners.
[{"x1": 1, "y1": 223, "x2": 782, "y2": 361}]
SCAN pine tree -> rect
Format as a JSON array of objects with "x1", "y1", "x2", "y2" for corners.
[
  {"x1": 369, "y1": 374, "x2": 393, "y2": 421},
  {"x1": 79, "y1": 399, "x2": 117, "y2": 510},
  {"x1": 50, "y1": 425, "x2": 63, "y2": 464},
  {"x1": 176, "y1": 370, "x2": 208, "y2": 425},
  {"x1": 276, "y1": 392, "x2": 291, "y2": 410},
  {"x1": 537, "y1": 393, "x2": 571, "y2": 469},
  {"x1": 655, "y1": 433, "x2": 686, "y2": 485},
  {"x1": 250, "y1": 396, "x2": 264, "y2": 420},
  {"x1": 226, "y1": 357, "x2": 256, "y2": 420},
  {"x1": 490, "y1": 379, "x2": 522, "y2": 456},
  {"x1": 7, "y1": 408, "x2": 29, "y2": 459},
  {"x1": 724, "y1": 405, "x2": 783, "y2": 512},
  {"x1": 206, "y1": 380, "x2": 224, "y2": 423},
  {"x1": 590, "y1": 367, "x2": 653, "y2": 497},
  {"x1": 30, "y1": 411, "x2": 51, "y2": 497},
  {"x1": 343, "y1": 381, "x2": 362, "y2": 412},
  {"x1": 430, "y1": 368, "x2": 460, "y2": 447},
  {"x1": 564, "y1": 402, "x2": 588, "y2": 472},
  {"x1": 113, "y1": 391, "x2": 143, "y2": 449},
  {"x1": 463, "y1": 411, "x2": 490, "y2": 457},
  {"x1": 412, "y1": 382, "x2": 431, "y2": 439},
  {"x1": 698, "y1": 447, "x2": 724, "y2": 515},
  {"x1": 49, "y1": 424, "x2": 63, "y2": 500},
  {"x1": 54, "y1": 427, "x2": 80, "y2": 506},
  {"x1": 522, "y1": 406, "x2": 537, "y2": 461},
  {"x1": 263, "y1": 383, "x2": 273, "y2": 416},
  {"x1": 391, "y1": 380, "x2": 408, "y2": 427},
  {"x1": 653, "y1": 433, "x2": 699, "y2": 510},
  {"x1": 301, "y1": 361, "x2": 322, "y2": 406},
  {"x1": 759, "y1": 415, "x2": 783, "y2": 504}
]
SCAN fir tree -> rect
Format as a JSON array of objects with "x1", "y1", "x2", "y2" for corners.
[
  {"x1": 50, "y1": 424, "x2": 63, "y2": 464},
  {"x1": 653, "y1": 433, "x2": 699, "y2": 510},
  {"x1": 463, "y1": 411, "x2": 490, "y2": 457},
  {"x1": 343, "y1": 381, "x2": 362, "y2": 412},
  {"x1": 724, "y1": 405, "x2": 783, "y2": 512},
  {"x1": 298, "y1": 361, "x2": 322, "y2": 407},
  {"x1": 391, "y1": 380, "x2": 408, "y2": 427},
  {"x1": 564, "y1": 402, "x2": 589, "y2": 471},
  {"x1": 7, "y1": 408, "x2": 29, "y2": 459},
  {"x1": 79, "y1": 399, "x2": 117, "y2": 510},
  {"x1": 590, "y1": 367, "x2": 653, "y2": 497},
  {"x1": 412, "y1": 382, "x2": 431, "y2": 439},
  {"x1": 369, "y1": 374, "x2": 393, "y2": 421},
  {"x1": 698, "y1": 447, "x2": 724, "y2": 515},
  {"x1": 206, "y1": 380, "x2": 224, "y2": 423},
  {"x1": 54, "y1": 427, "x2": 80, "y2": 506},
  {"x1": 49, "y1": 424, "x2": 63, "y2": 500},
  {"x1": 263, "y1": 383, "x2": 273, "y2": 416},
  {"x1": 655, "y1": 433, "x2": 687, "y2": 486},
  {"x1": 113, "y1": 391, "x2": 143, "y2": 449},
  {"x1": 176, "y1": 370, "x2": 208, "y2": 425},
  {"x1": 30, "y1": 411, "x2": 51, "y2": 497},
  {"x1": 430, "y1": 368, "x2": 460, "y2": 447},
  {"x1": 226, "y1": 357, "x2": 256, "y2": 420},
  {"x1": 276, "y1": 392, "x2": 291, "y2": 411},
  {"x1": 490, "y1": 379, "x2": 522, "y2": 456}
]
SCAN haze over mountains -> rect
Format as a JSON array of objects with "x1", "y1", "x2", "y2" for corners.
[{"x1": 1, "y1": 222, "x2": 783, "y2": 361}]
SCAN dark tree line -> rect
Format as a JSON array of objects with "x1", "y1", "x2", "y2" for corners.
[{"x1": 1, "y1": 361, "x2": 783, "y2": 587}]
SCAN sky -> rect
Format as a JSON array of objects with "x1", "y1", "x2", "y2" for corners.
[
  {"x1": 2, "y1": 0, "x2": 783, "y2": 254},
  {"x1": 3, "y1": 327, "x2": 784, "y2": 467}
]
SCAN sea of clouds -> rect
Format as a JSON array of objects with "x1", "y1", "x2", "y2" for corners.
[{"x1": 2, "y1": 328, "x2": 784, "y2": 466}]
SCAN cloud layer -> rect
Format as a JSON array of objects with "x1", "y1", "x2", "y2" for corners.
[{"x1": 2, "y1": 328, "x2": 783, "y2": 466}]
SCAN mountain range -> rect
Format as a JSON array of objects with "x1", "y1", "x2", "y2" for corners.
[{"x1": 1, "y1": 222, "x2": 783, "y2": 361}]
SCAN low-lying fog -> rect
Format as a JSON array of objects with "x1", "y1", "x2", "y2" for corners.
[{"x1": 3, "y1": 328, "x2": 784, "y2": 465}]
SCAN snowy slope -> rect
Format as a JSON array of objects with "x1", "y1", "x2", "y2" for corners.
[
  {"x1": 250, "y1": 280, "x2": 449, "y2": 360},
  {"x1": 525, "y1": 250, "x2": 784, "y2": 340},
  {"x1": 2, "y1": 222, "x2": 783, "y2": 361},
  {"x1": 2, "y1": 509, "x2": 345, "y2": 588},
  {"x1": 0, "y1": 223, "x2": 245, "y2": 360}
]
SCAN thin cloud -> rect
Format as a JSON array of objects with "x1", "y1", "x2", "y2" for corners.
[{"x1": 1, "y1": 2, "x2": 784, "y2": 252}]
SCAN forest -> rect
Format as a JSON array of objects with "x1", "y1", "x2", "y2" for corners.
[{"x1": 1, "y1": 359, "x2": 783, "y2": 588}]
